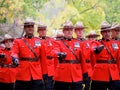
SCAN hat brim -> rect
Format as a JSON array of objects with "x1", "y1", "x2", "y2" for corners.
[
  {"x1": 1, "y1": 38, "x2": 14, "y2": 43},
  {"x1": 86, "y1": 34, "x2": 100, "y2": 38},
  {"x1": 38, "y1": 27, "x2": 47, "y2": 29},
  {"x1": 74, "y1": 26, "x2": 87, "y2": 29},
  {"x1": 20, "y1": 23, "x2": 36, "y2": 26},
  {"x1": 111, "y1": 27, "x2": 120, "y2": 31},
  {"x1": 101, "y1": 28, "x2": 111, "y2": 32}
]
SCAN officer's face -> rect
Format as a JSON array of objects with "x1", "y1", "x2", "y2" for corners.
[
  {"x1": 74, "y1": 28, "x2": 84, "y2": 38},
  {"x1": 4, "y1": 40, "x2": 13, "y2": 48},
  {"x1": 101, "y1": 30, "x2": 111, "y2": 39},
  {"x1": 38, "y1": 29, "x2": 46, "y2": 37},
  {"x1": 63, "y1": 28, "x2": 73, "y2": 38},
  {"x1": 24, "y1": 25, "x2": 34, "y2": 35},
  {"x1": 111, "y1": 29, "x2": 119, "y2": 38}
]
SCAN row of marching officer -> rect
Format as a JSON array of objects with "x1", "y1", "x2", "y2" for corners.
[
  {"x1": 0, "y1": 18, "x2": 120, "y2": 90},
  {"x1": 37, "y1": 19, "x2": 120, "y2": 90},
  {"x1": 39, "y1": 20, "x2": 120, "y2": 90},
  {"x1": 0, "y1": 18, "x2": 47, "y2": 90}
]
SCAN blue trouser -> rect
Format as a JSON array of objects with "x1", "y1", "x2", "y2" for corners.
[
  {"x1": 113, "y1": 80, "x2": 120, "y2": 90},
  {"x1": 91, "y1": 80, "x2": 120, "y2": 90},
  {"x1": 83, "y1": 77, "x2": 90, "y2": 90},
  {"x1": 54, "y1": 81, "x2": 83, "y2": 90},
  {"x1": 15, "y1": 80, "x2": 43, "y2": 90},
  {"x1": 43, "y1": 75, "x2": 54, "y2": 90},
  {"x1": 0, "y1": 82, "x2": 14, "y2": 90}
]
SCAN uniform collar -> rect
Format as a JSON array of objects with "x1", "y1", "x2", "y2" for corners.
[
  {"x1": 5, "y1": 48, "x2": 11, "y2": 50},
  {"x1": 39, "y1": 36, "x2": 46, "y2": 39},
  {"x1": 112, "y1": 37, "x2": 119, "y2": 40},
  {"x1": 25, "y1": 34, "x2": 34, "y2": 39},
  {"x1": 102, "y1": 38, "x2": 110, "y2": 41},
  {"x1": 77, "y1": 37, "x2": 85, "y2": 41},
  {"x1": 64, "y1": 37, "x2": 73, "y2": 41}
]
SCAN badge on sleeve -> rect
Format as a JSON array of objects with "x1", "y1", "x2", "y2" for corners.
[
  {"x1": 112, "y1": 43, "x2": 118, "y2": 50},
  {"x1": 74, "y1": 42, "x2": 80, "y2": 48}
]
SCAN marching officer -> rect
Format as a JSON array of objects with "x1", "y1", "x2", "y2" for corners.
[
  {"x1": 111, "y1": 23, "x2": 120, "y2": 49},
  {"x1": 111, "y1": 23, "x2": 120, "y2": 40},
  {"x1": 11, "y1": 18, "x2": 47, "y2": 90},
  {"x1": 91, "y1": 22, "x2": 120, "y2": 90},
  {"x1": 0, "y1": 34, "x2": 16, "y2": 90},
  {"x1": 37, "y1": 22, "x2": 55, "y2": 90},
  {"x1": 81, "y1": 30, "x2": 100, "y2": 90},
  {"x1": 111, "y1": 23, "x2": 120, "y2": 90},
  {"x1": 86, "y1": 30, "x2": 100, "y2": 41},
  {"x1": 53, "y1": 20, "x2": 88, "y2": 90},
  {"x1": 74, "y1": 21, "x2": 86, "y2": 41}
]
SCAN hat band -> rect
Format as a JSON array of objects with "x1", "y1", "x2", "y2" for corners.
[
  {"x1": 63, "y1": 26, "x2": 73, "y2": 29},
  {"x1": 101, "y1": 26, "x2": 111, "y2": 30},
  {"x1": 24, "y1": 22, "x2": 35, "y2": 26}
]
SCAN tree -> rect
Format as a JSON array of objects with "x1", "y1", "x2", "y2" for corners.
[
  {"x1": 101, "y1": 0, "x2": 120, "y2": 24},
  {"x1": 0, "y1": 0, "x2": 120, "y2": 37}
]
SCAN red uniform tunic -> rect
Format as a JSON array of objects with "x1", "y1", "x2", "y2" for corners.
[
  {"x1": 11, "y1": 37, "x2": 47, "y2": 81},
  {"x1": 82, "y1": 40, "x2": 97, "y2": 77},
  {"x1": 52, "y1": 38, "x2": 87, "y2": 82},
  {"x1": 39, "y1": 37, "x2": 55, "y2": 77},
  {"x1": 112, "y1": 39, "x2": 120, "y2": 73},
  {"x1": 0, "y1": 48, "x2": 16, "y2": 83},
  {"x1": 91, "y1": 39, "x2": 120, "y2": 81},
  {"x1": 0, "y1": 46, "x2": 4, "y2": 50}
]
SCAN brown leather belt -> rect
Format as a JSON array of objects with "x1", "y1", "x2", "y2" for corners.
[
  {"x1": 96, "y1": 60, "x2": 116, "y2": 64},
  {"x1": 46, "y1": 56, "x2": 53, "y2": 60},
  {"x1": 0, "y1": 64, "x2": 16, "y2": 68},
  {"x1": 59, "y1": 60, "x2": 80, "y2": 64},
  {"x1": 86, "y1": 60, "x2": 90, "y2": 63},
  {"x1": 20, "y1": 57, "x2": 38, "y2": 61}
]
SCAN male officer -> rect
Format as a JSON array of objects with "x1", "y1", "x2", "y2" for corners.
[
  {"x1": 11, "y1": 18, "x2": 47, "y2": 90},
  {"x1": 37, "y1": 22, "x2": 55, "y2": 90},
  {"x1": 111, "y1": 23, "x2": 120, "y2": 90},
  {"x1": 91, "y1": 22, "x2": 120, "y2": 90},
  {"x1": 74, "y1": 21, "x2": 86, "y2": 41},
  {"x1": 0, "y1": 34, "x2": 16, "y2": 90},
  {"x1": 53, "y1": 20, "x2": 88, "y2": 90},
  {"x1": 111, "y1": 23, "x2": 120, "y2": 40},
  {"x1": 86, "y1": 30, "x2": 100, "y2": 41},
  {"x1": 82, "y1": 30, "x2": 99, "y2": 90}
]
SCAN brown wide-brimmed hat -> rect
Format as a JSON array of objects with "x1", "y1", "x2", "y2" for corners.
[
  {"x1": 86, "y1": 30, "x2": 100, "y2": 38},
  {"x1": 1, "y1": 34, "x2": 14, "y2": 43},
  {"x1": 100, "y1": 21, "x2": 111, "y2": 31},
  {"x1": 74, "y1": 21, "x2": 87, "y2": 29},
  {"x1": 111, "y1": 22, "x2": 120, "y2": 31},
  {"x1": 23, "y1": 17, "x2": 35, "y2": 26},
  {"x1": 60, "y1": 20, "x2": 74, "y2": 29},
  {"x1": 37, "y1": 22, "x2": 47, "y2": 30}
]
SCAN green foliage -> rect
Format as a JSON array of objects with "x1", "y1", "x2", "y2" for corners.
[
  {"x1": 0, "y1": 0, "x2": 120, "y2": 37},
  {"x1": 102, "y1": 0, "x2": 120, "y2": 24}
]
